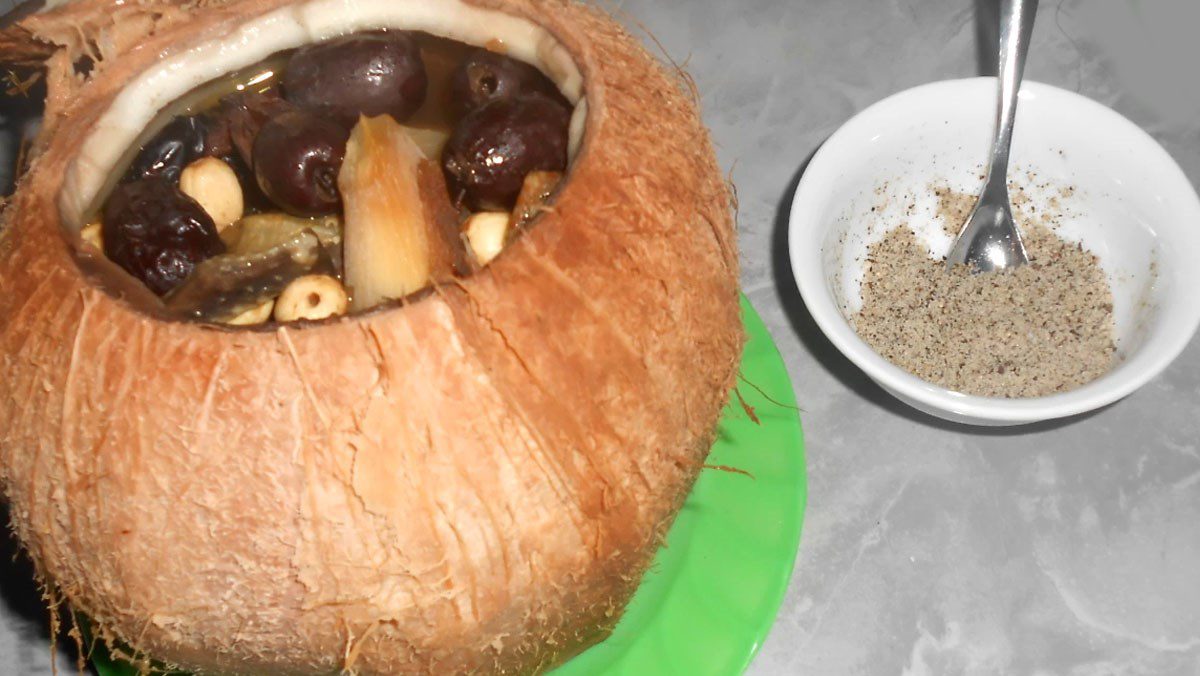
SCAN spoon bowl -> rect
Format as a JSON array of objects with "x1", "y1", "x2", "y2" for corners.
[
  {"x1": 946, "y1": 0, "x2": 1037, "y2": 272},
  {"x1": 950, "y1": 181, "x2": 1027, "y2": 271}
]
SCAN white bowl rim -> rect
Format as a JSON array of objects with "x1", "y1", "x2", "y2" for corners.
[{"x1": 788, "y1": 77, "x2": 1200, "y2": 423}]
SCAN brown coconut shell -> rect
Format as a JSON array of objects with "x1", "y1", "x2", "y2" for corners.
[{"x1": 0, "y1": 0, "x2": 742, "y2": 673}]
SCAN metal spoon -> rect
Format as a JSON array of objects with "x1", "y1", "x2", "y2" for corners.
[{"x1": 946, "y1": 0, "x2": 1038, "y2": 272}]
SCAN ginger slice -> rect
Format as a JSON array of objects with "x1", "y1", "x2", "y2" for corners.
[
  {"x1": 339, "y1": 114, "x2": 461, "y2": 312},
  {"x1": 511, "y1": 170, "x2": 561, "y2": 228}
]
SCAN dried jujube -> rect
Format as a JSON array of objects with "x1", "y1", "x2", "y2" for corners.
[
  {"x1": 441, "y1": 94, "x2": 569, "y2": 211},
  {"x1": 448, "y1": 48, "x2": 569, "y2": 118},
  {"x1": 253, "y1": 110, "x2": 349, "y2": 216},
  {"x1": 213, "y1": 86, "x2": 294, "y2": 168},
  {"x1": 283, "y1": 33, "x2": 427, "y2": 126},
  {"x1": 102, "y1": 178, "x2": 225, "y2": 296},
  {"x1": 122, "y1": 115, "x2": 213, "y2": 184}
]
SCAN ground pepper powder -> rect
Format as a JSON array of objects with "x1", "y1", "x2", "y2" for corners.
[{"x1": 851, "y1": 188, "x2": 1116, "y2": 398}]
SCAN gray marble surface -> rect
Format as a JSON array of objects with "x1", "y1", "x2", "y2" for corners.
[{"x1": 2, "y1": 0, "x2": 1199, "y2": 674}]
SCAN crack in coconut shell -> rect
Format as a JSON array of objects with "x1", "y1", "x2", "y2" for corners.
[{"x1": 0, "y1": 0, "x2": 743, "y2": 674}]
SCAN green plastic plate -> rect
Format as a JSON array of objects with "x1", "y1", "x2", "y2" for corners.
[{"x1": 92, "y1": 296, "x2": 806, "y2": 675}]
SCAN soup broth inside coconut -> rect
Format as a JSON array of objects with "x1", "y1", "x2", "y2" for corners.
[{"x1": 74, "y1": 31, "x2": 581, "y2": 326}]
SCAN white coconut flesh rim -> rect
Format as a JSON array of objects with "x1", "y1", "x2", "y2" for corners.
[{"x1": 58, "y1": 0, "x2": 589, "y2": 231}]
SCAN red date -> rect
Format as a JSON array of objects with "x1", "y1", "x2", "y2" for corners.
[{"x1": 103, "y1": 178, "x2": 226, "y2": 296}]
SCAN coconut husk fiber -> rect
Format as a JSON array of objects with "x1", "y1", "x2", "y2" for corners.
[{"x1": 0, "y1": 0, "x2": 743, "y2": 673}]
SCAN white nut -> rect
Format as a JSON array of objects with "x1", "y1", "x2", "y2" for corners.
[
  {"x1": 79, "y1": 222, "x2": 103, "y2": 251},
  {"x1": 463, "y1": 211, "x2": 510, "y2": 266},
  {"x1": 274, "y1": 275, "x2": 349, "y2": 323},
  {"x1": 224, "y1": 299, "x2": 275, "y2": 326},
  {"x1": 179, "y1": 157, "x2": 244, "y2": 232}
]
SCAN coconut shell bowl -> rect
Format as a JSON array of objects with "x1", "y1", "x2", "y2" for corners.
[{"x1": 0, "y1": 1, "x2": 805, "y2": 673}]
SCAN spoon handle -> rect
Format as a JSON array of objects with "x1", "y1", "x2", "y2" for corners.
[{"x1": 987, "y1": 0, "x2": 1038, "y2": 185}]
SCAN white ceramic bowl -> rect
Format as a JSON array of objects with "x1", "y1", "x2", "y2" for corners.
[{"x1": 789, "y1": 78, "x2": 1200, "y2": 426}]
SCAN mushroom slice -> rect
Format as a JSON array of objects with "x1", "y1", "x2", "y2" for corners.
[
  {"x1": 164, "y1": 229, "x2": 335, "y2": 322},
  {"x1": 226, "y1": 213, "x2": 341, "y2": 253}
]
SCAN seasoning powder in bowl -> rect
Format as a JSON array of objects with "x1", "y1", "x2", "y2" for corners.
[{"x1": 850, "y1": 185, "x2": 1116, "y2": 398}]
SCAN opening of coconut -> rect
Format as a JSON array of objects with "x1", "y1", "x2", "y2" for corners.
[{"x1": 58, "y1": 0, "x2": 587, "y2": 326}]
